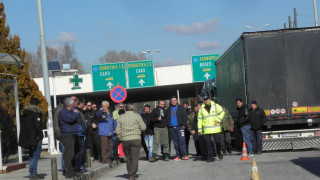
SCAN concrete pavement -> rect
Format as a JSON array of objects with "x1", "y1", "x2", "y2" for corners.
[
  {"x1": 99, "y1": 138, "x2": 320, "y2": 180},
  {"x1": 0, "y1": 154, "x2": 121, "y2": 180}
]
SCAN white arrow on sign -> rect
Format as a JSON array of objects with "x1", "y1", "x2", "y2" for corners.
[
  {"x1": 204, "y1": 72, "x2": 211, "y2": 80},
  {"x1": 138, "y1": 79, "x2": 145, "y2": 86},
  {"x1": 107, "y1": 81, "x2": 114, "y2": 88}
]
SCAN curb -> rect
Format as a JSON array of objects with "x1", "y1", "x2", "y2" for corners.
[
  {"x1": 74, "y1": 160, "x2": 121, "y2": 180},
  {"x1": 74, "y1": 147, "x2": 145, "y2": 180}
]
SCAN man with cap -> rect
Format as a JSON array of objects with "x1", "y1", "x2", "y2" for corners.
[
  {"x1": 198, "y1": 96, "x2": 225, "y2": 162},
  {"x1": 249, "y1": 100, "x2": 266, "y2": 155}
]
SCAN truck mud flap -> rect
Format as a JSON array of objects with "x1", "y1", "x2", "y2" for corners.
[{"x1": 262, "y1": 136, "x2": 320, "y2": 151}]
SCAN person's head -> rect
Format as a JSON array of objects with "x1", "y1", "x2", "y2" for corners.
[
  {"x1": 64, "y1": 97, "x2": 75, "y2": 110},
  {"x1": 102, "y1": 101, "x2": 109, "y2": 112},
  {"x1": 170, "y1": 96, "x2": 178, "y2": 106},
  {"x1": 204, "y1": 96, "x2": 211, "y2": 106},
  {"x1": 158, "y1": 100, "x2": 165, "y2": 109},
  {"x1": 235, "y1": 98, "x2": 243, "y2": 108},
  {"x1": 118, "y1": 109, "x2": 125, "y2": 115},
  {"x1": 82, "y1": 105, "x2": 87, "y2": 111},
  {"x1": 251, "y1": 100, "x2": 258, "y2": 110},
  {"x1": 86, "y1": 101, "x2": 92, "y2": 110},
  {"x1": 77, "y1": 98, "x2": 84, "y2": 109},
  {"x1": 92, "y1": 103, "x2": 98, "y2": 111},
  {"x1": 30, "y1": 98, "x2": 40, "y2": 106},
  {"x1": 71, "y1": 96, "x2": 78, "y2": 107},
  {"x1": 117, "y1": 103, "x2": 124, "y2": 110},
  {"x1": 194, "y1": 103, "x2": 200, "y2": 112},
  {"x1": 144, "y1": 104, "x2": 151, "y2": 114},
  {"x1": 183, "y1": 101, "x2": 189, "y2": 109},
  {"x1": 126, "y1": 103, "x2": 134, "y2": 111}
]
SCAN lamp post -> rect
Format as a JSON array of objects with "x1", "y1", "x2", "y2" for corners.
[
  {"x1": 245, "y1": 24, "x2": 270, "y2": 30},
  {"x1": 141, "y1": 49, "x2": 160, "y2": 60}
]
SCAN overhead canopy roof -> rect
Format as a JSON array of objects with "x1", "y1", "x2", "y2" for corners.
[{"x1": 0, "y1": 53, "x2": 25, "y2": 66}]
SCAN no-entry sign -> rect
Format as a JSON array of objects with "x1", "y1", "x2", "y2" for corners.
[{"x1": 110, "y1": 86, "x2": 127, "y2": 103}]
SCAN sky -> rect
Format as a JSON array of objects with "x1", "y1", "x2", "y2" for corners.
[{"x1": 2, "y1": 0, "x2": 319, "y2": 69}]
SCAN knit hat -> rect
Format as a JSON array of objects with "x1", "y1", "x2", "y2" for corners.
[{"x1": 251, "y1": 100, "x2": 257, "y2": 105}]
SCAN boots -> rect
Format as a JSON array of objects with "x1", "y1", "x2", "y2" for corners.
[
  {"x1": 164, "y1": 153, "x2": 170, "y2": 161},
  {"x1": 149, "y1": 154, "x2": 156, "y2": 162},
  {"x1": 222, "y1": 148, "x2": 227, "y2": 155},
  {"x1": 207, "y1": 154, "x2": 214, "y2": 162},
  {"x1": 218, "y1": 153, "x2": 223, "y2": 160}
]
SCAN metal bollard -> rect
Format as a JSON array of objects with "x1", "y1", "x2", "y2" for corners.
[
  {"x1": 86, "y1": 149, "x2": 91, "y2": 168},
  {"x1": 51, "y1": 158, "x2": 58, "y2": 180}
]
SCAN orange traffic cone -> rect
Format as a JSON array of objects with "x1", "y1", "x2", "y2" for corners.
[
  {"x1": 240, "y1": 142, "x2": 250, "y2": 161},
  {"x1": 251, "y1": 158, "x2": 261, "y2": 180}
]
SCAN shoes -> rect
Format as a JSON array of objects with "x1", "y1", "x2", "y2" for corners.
[
  {"x1": 173, "y1": 157, "x2": 181, "y2": 161},
  {"x1": 218, "y1": 154, "x2": 223, "y2": 160},
  {"x1": 29, "y1": 174, "x2": 44, "y2": 180},
  {"x1": 257, "y1": 151, "x2": 262, "y2": 155},
  {"x1": 182, "y1": 156, "x2": 189, "y2": 160},
  {"x1": 222, "y1": 149, "x2": 227, "y2": 155},
  {"x1": 207, "y1": 156, "x2": 214, "y2": 162},
  {"x1": 249, "y1": 153, "x2": 254, "y2": 157},
  {"x1": 149, "y1": 154, "x2": 156, "y2": 162},
  {"x1": 164, "y1": 154, "x2": 170, "y2": 161}
]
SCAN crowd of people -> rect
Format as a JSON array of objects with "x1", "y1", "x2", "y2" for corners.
[{"x1": 19, "y1": 95, "x2": 266, "y2": 180}]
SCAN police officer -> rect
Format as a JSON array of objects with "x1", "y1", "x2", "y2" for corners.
[{"x1": 198, "y1": 96, "x2": 225, "y2": 162}]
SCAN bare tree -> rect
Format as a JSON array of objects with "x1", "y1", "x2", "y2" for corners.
[
  {"x1": 27, "y1": 43, "x2": 87, "y2": 78},
  {"x1": 99, "y1": 50, "x2": 146, "y2": 63}
]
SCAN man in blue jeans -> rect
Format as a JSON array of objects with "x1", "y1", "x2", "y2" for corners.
[
  {"x1": 166, "y1": 96, "x2": 188, "y2": 161},
  {"x1": 19, "y1": 98, "x2": 44, "y2": 179},
  {"x1": 235, "y1": 98, "x2": 253, "y2": 156}
]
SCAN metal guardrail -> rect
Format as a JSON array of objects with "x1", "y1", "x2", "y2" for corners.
[{"x1": 262, "y1": 128, "x2": 320, "y2": 134}]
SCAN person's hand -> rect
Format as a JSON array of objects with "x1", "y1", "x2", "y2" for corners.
[
  {"x1": 73, "y1": 109, "x2": 79, "y2": 113},
  {"x1": 92, "y1": 123, "x2": 97, "y2": 129},
  {"x1": 158, "y1": 116, "x2": 162, "y2": 121},
  {"x1": 199, "y1": 132, "x2": 203, "y2": 136},
  {"x1": 190, "y1": 130, "x2": 195, "y2": 135},
  {"x1": 214, "y1": 121, "x2": 218, "y2": 126},
  {"x1": 230, "y1": 127, "x2": 234, "y2": 132},
  {"x1": 114, "y1": 131, "x2": 116, "y2": 135}
]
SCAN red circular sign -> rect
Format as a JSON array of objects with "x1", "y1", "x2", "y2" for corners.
[{"x1": 110, "y1": 86, "x2": 127, "y2": 103}]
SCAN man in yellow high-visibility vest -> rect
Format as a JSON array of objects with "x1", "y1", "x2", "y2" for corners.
[{"x1": 198, "y1": 96, "x2": 225, "y2": 162}]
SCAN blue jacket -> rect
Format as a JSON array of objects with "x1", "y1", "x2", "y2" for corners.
[
  {"x1": 58, "y1": 107, "x2": 80, "y2": 134},
  {"x1": 96, "y1": 110, "x2": 117, "y2": 137}
]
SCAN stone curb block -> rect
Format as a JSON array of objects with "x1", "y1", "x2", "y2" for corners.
[{"x1": 74, "y1": 161, "x2": 120, "y2": 180}]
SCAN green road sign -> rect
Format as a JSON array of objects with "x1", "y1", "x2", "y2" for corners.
[
  {"x1": 127, "y1": 60, "x2": 155, "y2": 88},
  {"x1": 92, "y1": 63, "x2": 126, "y2": 91},
  {"x1": 70, "y1": 74, "x2": 83, "y2": 90},
  {"x1": 192, "y1": 54, "x2": 219, "y2": 82}
]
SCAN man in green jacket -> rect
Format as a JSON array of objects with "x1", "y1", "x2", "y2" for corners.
[
  {"x1": 116, "y1": 103, "x2": 146, "y2": 180},
  {"x1": 220, "y1": 106, "x2": 234, "y2": 156}
]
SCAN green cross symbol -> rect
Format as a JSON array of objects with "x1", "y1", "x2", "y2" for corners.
[{"x1": 70, "y1": 74, "x2": 83, "y2": 90}]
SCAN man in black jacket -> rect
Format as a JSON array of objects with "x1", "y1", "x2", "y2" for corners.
[
  {"x1": 167, "y1": 96, "x2": 188, "y2": 161},
  {"x1": 84, "y1": 101, "x2": 100, "y2": 160},
  {"x1": 19, "y1": 98, "x2": 44, "y2": 180},
  {"x1": 140, "y1": 104, "x2": 153, "y2": 161},
  {"x1": 249, "y1": 100, "x2": 266, "y2": 155},
  {"x1": 236, "y1": 98, "x2": 253, "y2": 156},
  {"x1": 150, "y1": 100, "x2": 170, "y2": 162}
]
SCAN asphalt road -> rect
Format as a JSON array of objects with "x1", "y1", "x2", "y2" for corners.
[{"x1": 99, "y1": 138, "x2": 320, "y2": 180}]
